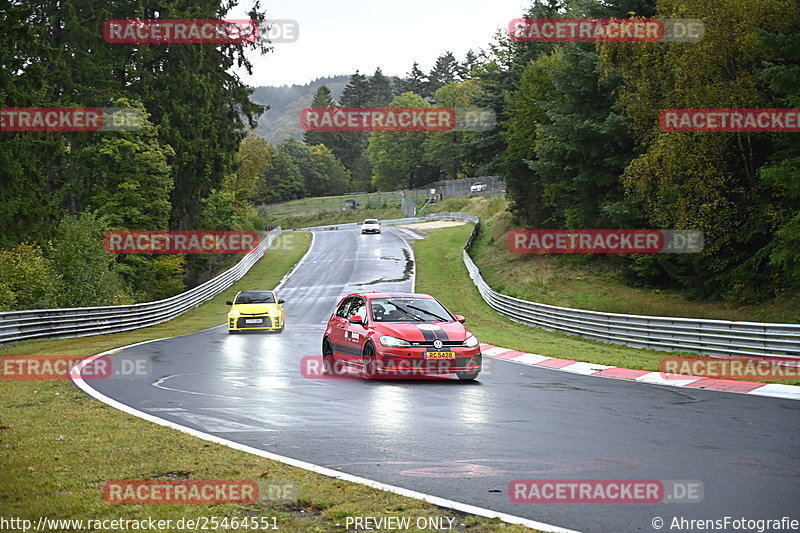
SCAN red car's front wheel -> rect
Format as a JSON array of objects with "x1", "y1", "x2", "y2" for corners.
[
  {"x1": 456, "y1": 370, "x2": 480, "y2": 381},
  {"x1": 362, "y1": 342, "x2": 378, "y2": 379}
]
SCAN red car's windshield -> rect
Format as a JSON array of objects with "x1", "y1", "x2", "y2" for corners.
[{"x1": 370, "y1": 297, "x2": 453, "y2": 323}]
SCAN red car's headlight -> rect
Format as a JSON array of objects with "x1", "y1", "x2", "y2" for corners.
[
  {"x1": 380, "y1": 335, "x2": 411, "y2": 347},
  {"x1": 463, "y1": 334, "x2": 479, "y2": 348}
]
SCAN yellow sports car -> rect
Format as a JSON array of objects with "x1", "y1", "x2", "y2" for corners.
[{"x1": 226, "y1": 290, "x2": 285, "y2": 334}]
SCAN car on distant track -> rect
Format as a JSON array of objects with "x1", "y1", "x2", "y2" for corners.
[
  {"x1": 343, "y1": 199, "x2": 361, "y2": 210},
  {"x1": 226, "y1": 290, "x2": 285, "y2": 334},
  {"x1": 322, "y1": 292, "x2": 482, "y2": 380},
  {"x1": 361, "y1": 219, "x2": 381, "y2": 234},
  {"x1": 470, "y1": 181, "x2": 488, "y2": 192}
]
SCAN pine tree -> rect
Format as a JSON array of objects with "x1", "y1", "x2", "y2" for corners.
[
  {"x1": 340, "y1": 70, "x2": 371, "y2": 107},
  {"x1": 337, "y1": 71, "x2": 372, "y2": 189},
  {"x1": 427, "y1": 52, "x2": 460, "y2": 95},
  {"x1": 367, "y1": 68, "x2": 394, "y2": 106},
  {"x1": 458, "y1": 50, "x2": 478, "y2": 80},
  {"x1": 304, "y1": 85, "x2": 344, "y2": 151},
  {"x1": 397, "y1": 62, "x2": 429, "y2": 97}
]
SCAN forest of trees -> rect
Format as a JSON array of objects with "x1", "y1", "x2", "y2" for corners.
[
  {"x1": 296, "y1": 0, "x2": 800, "y2": 304},
  {"x1": 1, "y1": 0, "x2": 799, "y2": 311},
  {"x1": 0, "y1": 1, "x2": 269, "y2": 309},
  {"x1": 222, "y1": 56, "x2": 484, "y2": 203},
  {"x1": 487, "y1": 0, "x2": 799, "y2": 303},
  {"x1": 298, "y1": 57, "x2": 481, "y2": 193}
]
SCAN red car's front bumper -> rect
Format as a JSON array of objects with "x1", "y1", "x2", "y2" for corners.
[{"x1": 373, "y1": 346, "x2": 482, "y2": 376}]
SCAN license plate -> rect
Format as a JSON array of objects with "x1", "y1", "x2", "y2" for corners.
[
  {"x1": 425, "y1": 351, "x2": 455, "y2": 360},
  {"x1": 245, "y1": 319, "x2": 263, "y2": 324}
]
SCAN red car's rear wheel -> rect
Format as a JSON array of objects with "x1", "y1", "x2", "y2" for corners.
[{"x1": 322, "y1": 338, "x2": 340, "y2": 375}]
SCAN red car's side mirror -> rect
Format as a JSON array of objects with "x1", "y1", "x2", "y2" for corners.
[
  {"x1": 455, "y1": 315, "x2": 466, "y2": 323},
  {"x1": 348, "y1": 315, "x2": 365, "y2": 325}
]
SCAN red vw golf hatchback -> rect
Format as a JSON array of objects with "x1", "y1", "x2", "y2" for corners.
[{"x1": 322, "y1": 292, "x2": 482, "y2": 380}]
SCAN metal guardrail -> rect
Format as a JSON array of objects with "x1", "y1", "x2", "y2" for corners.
[
  {"x1": 290, "y1": 213, "x2": 478, "y2": 233},
  {"x1": 0, "y1": 228, "x2": 282, "y2": 346},
  {"x1": 446, "y1": 216, "x2": 800, "y2": 361},
  {"x1": 290, "y1": 217, "x2": 426, "y2": 232}
]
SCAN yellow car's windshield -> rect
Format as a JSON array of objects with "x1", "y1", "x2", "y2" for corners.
[{"x1": 235, "y1": 291, "x2": 275, "y2": 304}]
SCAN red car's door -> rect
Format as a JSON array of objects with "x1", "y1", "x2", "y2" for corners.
[
  {"x1": 342, "y1": 297, "x2": 369, "y2": 367},
  {"x1": 328, "y1": 297, "x2": 353, "y2": 359}
]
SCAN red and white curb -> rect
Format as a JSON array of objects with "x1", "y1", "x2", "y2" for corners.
[{"x1": 480, "y1": 344, "x2": 800, "y2": 401}]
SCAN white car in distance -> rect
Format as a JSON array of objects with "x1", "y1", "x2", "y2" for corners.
[{"x1": 361, "y1": 219, "x2": 381, "y2": 234}]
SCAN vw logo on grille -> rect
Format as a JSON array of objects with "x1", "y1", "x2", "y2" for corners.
[{"x1": 433, "y1": 339, "x2": 443, "y2": 349}]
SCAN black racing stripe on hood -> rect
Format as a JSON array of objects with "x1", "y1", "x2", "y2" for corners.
[
  {"x1": 413, "y1": 323, "x2": 452, "y2": 344},
  {"x1": 415, "y1": 324, "x2": 436, "y2": 342}
]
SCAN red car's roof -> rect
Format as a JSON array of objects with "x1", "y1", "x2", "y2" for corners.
[{"x1": 345, "y1": 292, "x2": 434, "y2": 300}]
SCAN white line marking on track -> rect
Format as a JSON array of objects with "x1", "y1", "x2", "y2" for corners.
[
  {"x1": 275, "y1": 230, "x2": 316, "y2": 294},
  {"x1": 149, "y1": 408, "x2": 275, "y2": 433},
  {"x1": 152, "y1": 375, "x2": 249, "y2": 400}
]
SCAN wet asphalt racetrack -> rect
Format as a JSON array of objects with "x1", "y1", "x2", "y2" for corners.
[{"x1": 85, "y1": 227, "x2": 800, "y2": 533}]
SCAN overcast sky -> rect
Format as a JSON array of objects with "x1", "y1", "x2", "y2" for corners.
[{"x1": 228, "y1": 0, "x2": 530, "y2": 87}]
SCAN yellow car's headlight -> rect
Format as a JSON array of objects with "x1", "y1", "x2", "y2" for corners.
[
  {"x1": 229, "y1": 309, "x2": 242, "y2": 317},
  {"x1": 269, "y1": 307, "x2": 281, "y2": 315}
]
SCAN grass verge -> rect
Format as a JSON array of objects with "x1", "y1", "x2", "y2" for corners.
[
  {"x1": 0, "y1": 231, "x2": 534, "y2": 533},
  {"x1": 410, "y1": 223, "x2": 800, "y2": 385},
  {"x1": 426, "y1": 196, "x2": 800, "y2": 324}
]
